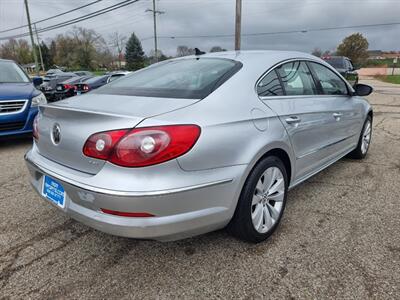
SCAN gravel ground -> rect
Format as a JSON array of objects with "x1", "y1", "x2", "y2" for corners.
[{"x1": 0, "y1": 78, "x2": 399, "y2": 299}]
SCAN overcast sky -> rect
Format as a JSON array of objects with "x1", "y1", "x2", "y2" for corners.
[{"x1": 0, "y1": 0, "x2": 399, "y2": 56}]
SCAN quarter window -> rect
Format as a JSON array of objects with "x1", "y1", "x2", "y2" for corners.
[
  {"x1": 309, "y1": 62, "x2": 348, "y2": 95},
  {"x1": 276, "y1": 61, "x2": 317, "y2": 96},
  {"x1": 257, "y1": 70, "x2": 284, "y2": 96}
]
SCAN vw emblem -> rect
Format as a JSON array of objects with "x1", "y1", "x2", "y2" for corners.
[{"x1": 52, "y1": 123, "x2": 61, "y2": 145}]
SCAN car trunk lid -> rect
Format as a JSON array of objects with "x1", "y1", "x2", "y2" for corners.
[{"x1": 35, "y1": 93, "x2": 198, "y2": 174}]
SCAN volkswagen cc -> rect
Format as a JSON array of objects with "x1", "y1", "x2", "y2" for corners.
[{"x1": 25, "y1": 51, "x2": 373, "y2": 242}]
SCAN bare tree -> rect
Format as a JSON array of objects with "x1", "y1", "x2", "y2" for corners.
[
  {"x1": 210, "y1": 46, "x2": 226, "y2": 53},
  {"x1": 311, "y1": 48, "x2": 322, "y2": 57},
  {"x1": 176, "y1": 45, "x2": 195, "y2": 57},
  {"x1": 110, "y1": 32, "x2": 127, "y2": 68}
]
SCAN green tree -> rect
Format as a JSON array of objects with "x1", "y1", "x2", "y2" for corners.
[
  {"x1": 336, "y1": 33, "x2": 369, "y2": 66},
  {"x1": 49, "y1": 40, "x2": 57, "y2": 67},
  {"x1": 36, "y1": 42, "x2": 53, "y2": 70},
  {"x1": 125, "y1": 32, "x2": 145, "y2": 71}
]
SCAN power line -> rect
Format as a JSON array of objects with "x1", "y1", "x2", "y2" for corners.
[
  {"x1": 0, "y1": 0, "x2": 140, "y2": 41},
  {"x1": 0, "y1": 0, "x2": 103, "y2": 34},
  {"x1": 140, "y1": 21, "x2": 400, "y2": 41}
]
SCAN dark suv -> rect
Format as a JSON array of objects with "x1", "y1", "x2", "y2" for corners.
[{"x1": 322, "y1": 56, "x2": 358, "y2": 86}]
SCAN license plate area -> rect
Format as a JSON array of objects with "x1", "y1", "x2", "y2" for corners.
[{"x1": 42, "y1": 175, "x2": 66, "y2": 209}]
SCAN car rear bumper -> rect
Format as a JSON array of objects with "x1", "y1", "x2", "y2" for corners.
[{"x1": 25, "y1": 149, "x2": 246, "y2": 241}]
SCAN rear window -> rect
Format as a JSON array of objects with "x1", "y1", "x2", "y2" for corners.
[
  {"x1": 86, "y1": 75, "x2": 108, "y2": 84},
  {"x1": 94, "y1": 58, "x2": 241, "y2": 99}
]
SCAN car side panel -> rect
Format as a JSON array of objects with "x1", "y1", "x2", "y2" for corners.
[
  {"x1": 261, "y1": 96, "x2": 342, "y2": 179},
  {"x1": 134, "y1": 68, "x2": 295, "y2": 175}
]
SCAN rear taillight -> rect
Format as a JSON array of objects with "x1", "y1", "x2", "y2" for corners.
[
  {"x1": 63, "y1": 84, "x2": 73, "y2": 89},
  {"x1": 83, "y1": 84, "x2": 90, "y2": 91},
  {"x1": 33, "y1": 115, "x2": 39, "y2": 140},
  {"x1": 83, "y1": 125, "x2": 201, "y2": 167},
  {"x1": 83, "y1": 129, "x2": 128, "y2": 160}
]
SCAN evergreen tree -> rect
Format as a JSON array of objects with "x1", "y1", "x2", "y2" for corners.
[
  {"x1": 125, "y1": 32, "x2": 145, "y2": 71},
  {"x1": 39, "y1": 42, "x2": 53, "y2": 69},
  {"x1": 49, "y1": 40, "x2": 57, "y2": 68}
]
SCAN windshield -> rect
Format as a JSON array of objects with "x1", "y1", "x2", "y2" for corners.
[
  {"x1": 94, "y1": 58, "x2": 241, "y2": 99},
  {"x1": 324, "y1": 58, "x2": 345, "y2": 69},
  {"x1": 0, "y1": 61, "x2": 30, "y2": 83}
]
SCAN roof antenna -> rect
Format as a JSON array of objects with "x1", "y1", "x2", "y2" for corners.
[{"x1": 195, "y1": 48, "x2": 206, "y2": 56}]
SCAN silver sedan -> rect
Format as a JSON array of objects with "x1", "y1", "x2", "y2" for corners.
[{"x1": 25, "y1": 50, "x2": 373, "y2": 243}]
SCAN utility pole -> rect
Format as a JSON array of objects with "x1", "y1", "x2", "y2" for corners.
[
  {"x1": 146, "y1": 0, "x2": 164, "y2": 62},
  {"x1": 34, "y1": 23, "x2": 45, "y2": 72},
  {"x1": 24, "y1": 0, "x2": 39, "y2": 75},
  {"x1": 235, "y1": 0, "x2": 242, "y2": 51}
]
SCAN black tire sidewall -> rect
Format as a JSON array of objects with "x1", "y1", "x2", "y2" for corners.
[
  {"x1": 232, "y1": 156, "x2": 289, "y2": 243},
  {"x1": 354, "y1": 116, "x2": 372, "y2": 159}
]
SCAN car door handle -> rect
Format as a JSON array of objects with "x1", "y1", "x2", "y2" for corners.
[
  {"x1": 285, "y1": 116, "x2": 301, "y2": 124},
  {"x1": 333, "y1": 113, "x2": 343, "y2": 118}
]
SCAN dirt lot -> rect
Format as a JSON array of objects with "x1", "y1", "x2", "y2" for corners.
[{"x1": 1, "y1": 78, "x2": 399, "y2": 299}]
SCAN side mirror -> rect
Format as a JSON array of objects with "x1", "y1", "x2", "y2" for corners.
[
  {"x1": 354, "y1": 83, "x2": 373, "y2": 96},
  {"x1": 32, "y1": 76, "x2": 43, "y2": 86}
]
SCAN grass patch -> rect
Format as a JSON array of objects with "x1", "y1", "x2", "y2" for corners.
[
  {"x1": 92, "y1": 70, "x2": 106, "y2": 76},
  {"x1": 375, "y1": 75, "x2": 400, "y2": 84}
]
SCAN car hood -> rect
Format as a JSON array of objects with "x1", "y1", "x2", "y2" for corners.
[{"x1": 0, "y1": 83, "x2": 37, "y2": 100}]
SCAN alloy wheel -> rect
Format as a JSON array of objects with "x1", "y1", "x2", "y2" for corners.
[
  {"x1": 251, "y1": 167, "x2": 285, "y2": 233},
  {"x1": 361, "y1": 120, "x2": 372, "y2": 154}
]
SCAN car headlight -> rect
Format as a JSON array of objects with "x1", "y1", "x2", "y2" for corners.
[{"x1": 31, "y1": 93, "x2": 47, "y2": 107}]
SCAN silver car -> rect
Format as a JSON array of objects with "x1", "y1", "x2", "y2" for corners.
[{"x1": 25, "y1": 51, "x2": 373, "y2": 243}]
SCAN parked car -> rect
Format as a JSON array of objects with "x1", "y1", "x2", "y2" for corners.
[
  {"x1": 74, "y1": 75, "x2": 108, "y2": 95},
  {"x1": 25, "y1": 51, "x2": 373, "y2": 243},
  {"x1": 75, "y1": 72, "x2": 130, "y2": 95},
  {"x1": 73, "y1": 71, "x2": 93, "y2": 77},
  {"x1": 322, "y1": 56, "x2": 358, "y2": 86},
  {"x1": 45, "y1": 69, "x2": 64, "y2": 76},
  {"x1": 54, "y1": 75, "x2": 93, "y2": 100},
  {"x1": 0, "y1": 59, "x2": 46, "y2": 137},
  {"x1": 40, "y1": 72, "x2": 78, "y2": 101},
  {"x1": 107, "y1": 71, "x2": 131, "y2": 82}
]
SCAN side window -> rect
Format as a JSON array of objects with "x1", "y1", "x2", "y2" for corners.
[
  {"x1": 309, "y1": 62, "x2": 348, "y2": 95},
  {"x1": 257, "y1": 70, "x2": 284, "y2": 96},
  {"x1": 276, "y1": 61, "x2": 317, "y2": 96}
]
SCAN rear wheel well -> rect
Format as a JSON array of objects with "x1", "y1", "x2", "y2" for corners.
[
  {"x1": 367, "y1": 110, "x2": 373, "y2": 122},
  {"x1": 259, "y1": 148, "x2": 292, "y2": 185}
]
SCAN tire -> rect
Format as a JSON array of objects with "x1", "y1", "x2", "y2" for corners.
[
  {"x1": 348, "y1": 116, "x2": 372, "y2": 159},
  {"x1": 228, "y1": 156, "x2": 288, "y2": 243}
]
